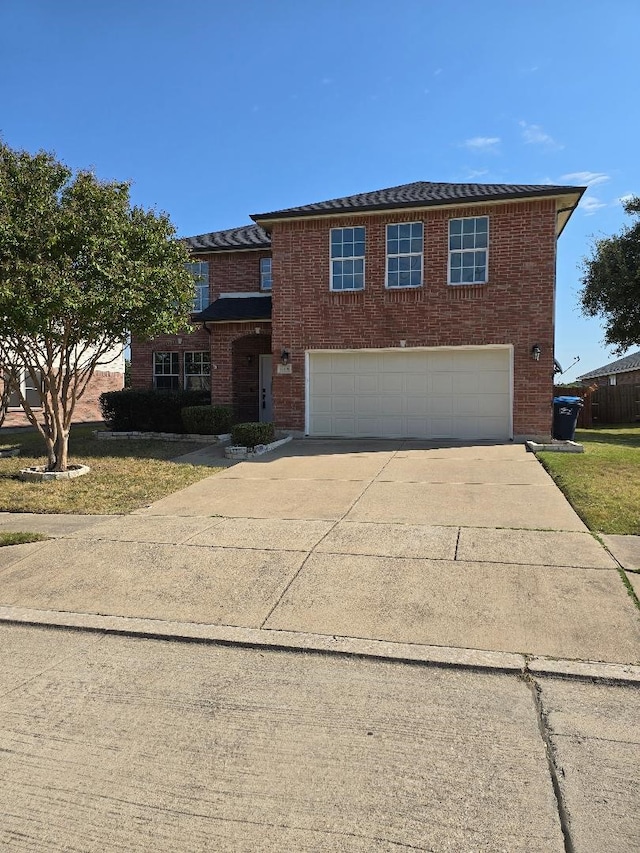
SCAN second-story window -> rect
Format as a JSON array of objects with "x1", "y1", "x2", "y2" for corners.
[
  {"x1": 386, "y1": 222, "x2": 423, "y2": 288},
  {"x1": 330, "y1": 227, "x2": 365, "y2": 291},
  {"x1": 260, "y1": 257, "x2": 272, "y2": 291},
  {"x1": 448, "y1": 216, "x2": 488, "y2": 284},
  {"x1": 186, "y1": 261, "x2": 210, "y2": 311}
]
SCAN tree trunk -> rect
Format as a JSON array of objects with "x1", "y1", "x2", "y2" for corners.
[{"x1": 51, "y1": 429, "x2": 70, "y2": 472}]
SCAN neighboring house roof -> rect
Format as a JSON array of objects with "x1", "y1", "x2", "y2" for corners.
[
  {"x1": 251, "y1": 181, "x2": 585, "y2": 228},
  {"x1": 184, "y1": 224, "x2": 271, "y2": 252},
  {"x1": 577, "y1": 350, "x2": 640, "y2": 380},
  {"x1": 193, "y1": 295, "x2": 272, "y2": 323}
]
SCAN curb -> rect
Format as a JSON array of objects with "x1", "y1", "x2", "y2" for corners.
[{"x1": 0, "y1": 605, "x2": 638, "y2": 685}]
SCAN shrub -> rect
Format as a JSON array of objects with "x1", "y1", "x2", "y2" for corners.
[
  {"x1": 231, "y1": 421, "x2": 275, "y2": 448},
  {"x1": 181, "y1": 405, "x2": 233, "y2": 435},
  {"x1": 99, "y1": 389, "x2": 209, "y2": 433}
]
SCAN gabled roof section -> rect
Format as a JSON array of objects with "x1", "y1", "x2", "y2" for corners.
[
  {"x1": 184, "y1": 224, "x2": 271, "y2": 252},
  {"x1": 252, "y1": 181, "x2": 584, "y2": 220},
  {"x1": 252, "y1": 181, "x2": 585, "y2": 236},
  {"x1": 193, "y1": 295, "x2": 272, "y2": 323},
  {"x1": 577, "y1": 350, "x2": 640, "y2": 381}
]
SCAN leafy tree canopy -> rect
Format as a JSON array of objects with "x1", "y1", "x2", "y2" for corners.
[
  {"x1": 580, "y1": 196, "x2": 640, "y2": 354},
  {"x1": 0, "y1": 140, "x2": 196, "y2": 470}
]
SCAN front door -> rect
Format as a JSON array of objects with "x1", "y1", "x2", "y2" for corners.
[{"x1": 259, "y1": 355, "x2": 273, "y2": 422}]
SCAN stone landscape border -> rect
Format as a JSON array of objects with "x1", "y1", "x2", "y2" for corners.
[
  {"x1": 224, "y1": 434, "x2": 292, "y2": 460},
  {"x1": 94, "y1": 430, "x2": 231, "y2": 444}
]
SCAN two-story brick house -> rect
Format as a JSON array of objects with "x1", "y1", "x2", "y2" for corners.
[{"x1": 131, "y1": 181, "x2": 584, "y2": 441}]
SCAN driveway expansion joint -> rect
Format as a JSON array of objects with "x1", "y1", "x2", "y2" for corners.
[{"x1": 1, "y1": 605, "x2": 638, "y2": 686}]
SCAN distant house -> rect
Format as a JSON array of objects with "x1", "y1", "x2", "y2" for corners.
[
  {"x1": 1, "y1": 346, "x2": 125, "y2": 428},
  {"x1": 577, "y1": 351, "x2": 640, "y2": 387},
  {"x1": 131, "y1": 180, "x2": 585, "y2": 441}
]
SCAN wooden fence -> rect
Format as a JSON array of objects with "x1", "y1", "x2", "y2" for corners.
[{"x1": 554, "y1": 384, "x2": 640, "y2": 427}]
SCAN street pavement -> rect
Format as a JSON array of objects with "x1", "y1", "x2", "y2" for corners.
[{"x1": 0, "y1": 438, "x2": 638, "y2": 850}]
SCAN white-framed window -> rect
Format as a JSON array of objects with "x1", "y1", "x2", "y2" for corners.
[
  {"x1": 6, "y1": 368, "x2": 43, "y2": 409},
  {"x1": 153, "y1": 352, "x2": 180, "y2": 390},
  {"x1": 184, "y1": 351, "x2": 211, "y2": 391},
  {"x1": 386, "y1": 222, "x2": 423, "y2": 288},
  {"x1": 330, "y1": 226, "x2": 365, "y2": 291},
  {"x1": 186, "y1": 261, "x2": 210, "y2": 312},
  {"x1": 608, "y1": 375, "x2": 617, "y2": 386},
  {"x1": 448, "y1": 216, "x2": 489, "y2": 284},
  {"x1": 260, "y1": 257, "x2": 272, "y2": 291}
]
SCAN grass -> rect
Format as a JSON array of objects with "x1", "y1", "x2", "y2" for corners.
[
  {"x1": 0, "y1": 531, "x2": 49, "y2": 547},
  {"x1": 539, "y1": 423, "x2": 640, "y2": 534},
  {"x1": 0, "y1": 425, "x2": 221, "y2": 515}
]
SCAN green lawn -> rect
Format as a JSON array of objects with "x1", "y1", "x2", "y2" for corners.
[
  {"x1": 0, "y1": 531, "x2": 49, "y2": 547},
  {"x1": 539, "y1": 424, "x2": 640, "y2": 534},
  {"x1": 0, "y1": 426, "x2": 221, "y2": 515}
]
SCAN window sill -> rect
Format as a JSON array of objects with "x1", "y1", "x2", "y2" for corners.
[{"x1": 446, "y1": 283, "x2": 488, "y2": 299}]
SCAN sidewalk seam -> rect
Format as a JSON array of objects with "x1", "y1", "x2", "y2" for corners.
[{"x1": 525, "y1": 674, "x2": 575, "y2": 853}]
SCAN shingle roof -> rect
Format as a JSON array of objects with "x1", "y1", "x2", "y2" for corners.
[
  {"x1": 184, "y1": 224, "x2": 271, "y2": 252},
  {"x1": 251, "y1": 181, "x2": 585, "y2": 221},
  {"x1": 577, "y1": 350, "x2": 640, "y2": 380},
  {"x1": 193, "y1": 295, "x2": 272, "y2": 323}
]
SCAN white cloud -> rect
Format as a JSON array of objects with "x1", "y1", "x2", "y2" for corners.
[
  {"x1": 616, "y1": 193, "x2": 635, "y2": 205},
  {"x1": 519, "y1": 121, "x2": 563, "y2": 149},
  {"x1": 466, "y1": 169, "x2": 490, "y2": 180},
  {"x1": 462, "y1": 136, "x2": 501, "y2": 151},
  {"x1": 561, "y1": 171, "x2": 610, "y2": 187},
  {"x1": 580, "y1": 195, "x2": 607, "y2": 215}
]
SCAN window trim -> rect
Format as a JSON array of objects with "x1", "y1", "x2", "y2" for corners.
[
  {"x1": 447, "y1": 216, "x2": 489, "y2": 286},
  {"x1": 385, "y1": 221, "x2": 424, "y2": 289},
  {"x1": 153, "y1": 352, "x2": 180, "y2": 390},
  {"x1": 183, "y1": 351, "x2": 211, "y2": 392},
  {"x1": 260, "y1": 257, "x2": 272, "y2": 291},
  {"x1": 329, "y1": 226, "x2": 366, "y2": 292},
  {"x1": 608, "y1": 375, "x2": 617, "y2": 386}
]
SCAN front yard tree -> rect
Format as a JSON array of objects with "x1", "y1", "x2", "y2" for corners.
[
  {"x1": 580, "y1": 196, "x2": 640, "y2": 353},
  {"x1": 0, "y1": 140, "x2": 195, "y2": 471}
]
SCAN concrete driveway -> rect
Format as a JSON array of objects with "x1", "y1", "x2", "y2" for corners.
[{"x1": 0, "y1": 439, "x2": 637, "y2": 664}]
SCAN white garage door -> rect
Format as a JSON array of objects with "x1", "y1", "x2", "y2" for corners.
[{"x1": 307, "y1": 347, "x2": 512, "y2": 440}]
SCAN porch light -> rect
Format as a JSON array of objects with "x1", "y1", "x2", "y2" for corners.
[
  {"x1": 531, "y1": 344, "x2": 541, "y2": 361},
  {"x1": 281, "y1": 349, "x2": 290, "y2": 365}
]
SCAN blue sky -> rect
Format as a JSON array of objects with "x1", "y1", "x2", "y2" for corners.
[{"x1": 1, "y1": 0, "x2": 637, "y2": 380}]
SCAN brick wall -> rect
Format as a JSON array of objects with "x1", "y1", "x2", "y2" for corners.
[{"x1": 270, "y1": 199, "x2": 558, "y2": 437}]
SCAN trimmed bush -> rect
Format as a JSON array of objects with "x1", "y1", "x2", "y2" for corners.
[
  {"x1": 181, "y1": 405, "x2": 233, "y2": 436},
  {"x1": 231, "y1": 421, "x2": 275, "y2": 449},
  {"x1": 99, "y1": 389, "x2": 209, "y2": 433}
]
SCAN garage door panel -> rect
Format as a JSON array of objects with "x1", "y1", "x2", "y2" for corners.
[
  {"x1": 379, "y1": 374, "x2": 404, "y2": 394},
  {"x1": 308, "y1": 349, "x2": 511, "y2": 440},
  {"x1": 430, "y1": 374, "x2": 455, "y2": 394},
  {"x1": 356, "y1": 374, "x2": 378, "y2": 394}
]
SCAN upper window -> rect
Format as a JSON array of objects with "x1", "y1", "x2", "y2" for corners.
[
  {"x1": 153, "y1": 352, "x2": 179, "y2": 390},
  {"x1": 260, "y1": 257, "x2": 272, "y2": 291},
  {"x1": 186, "y1": 261, "x2": 210, "y2": 312},
  {"x1": 386, "y1": 222, "x2": 423, "y2": 288},
  {"x1": 184, "y1": 351, "x2": 211, "y2": 391},
  {"x1": 448, "y1": 216, "x2": 488, "y2": 284},
  {"x1": 608, "y1": 375, "x2": 617, "y2": 386},
  {"x1": 330, "y1": 227, "x2": 365, "y2": 291}
]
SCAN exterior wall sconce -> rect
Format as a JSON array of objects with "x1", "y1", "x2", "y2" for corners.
[
  {"x1": 281, "y1": 349, "x2": 290, "y2": 365},
  {"x1": 531, "y1": 344, "x2": 541, "y2": 361}
]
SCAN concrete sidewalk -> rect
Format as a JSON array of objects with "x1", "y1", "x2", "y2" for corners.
[
  {"x1": 2, "y1": 622, "x2": 637, "y2": 852},
  {"x1": 0, "y1": 440, "x2": 637, "y2": 667}
]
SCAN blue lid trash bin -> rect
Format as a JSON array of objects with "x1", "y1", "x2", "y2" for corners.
[{"x1": 552, "y1": 396, "x2": 583, "y2": 441}]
